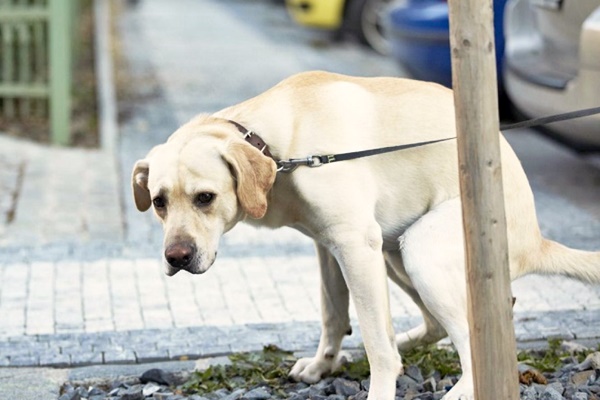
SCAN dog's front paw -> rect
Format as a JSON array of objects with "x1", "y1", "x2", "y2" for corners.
[
  {"x1": 289, "y1": 352, "x2": 351, "y2": 383},
  {"x1": 289, "y1": 357, "x2": 328, "y2": 383}
]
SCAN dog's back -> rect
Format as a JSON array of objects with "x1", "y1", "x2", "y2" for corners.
[{"x1": 220, "y1": 71, "x2": 600, "y2": 283}]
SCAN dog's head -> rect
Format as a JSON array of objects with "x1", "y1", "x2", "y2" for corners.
[{"x1": 131, "y1": 117, "x2": 277, "y2": 276}]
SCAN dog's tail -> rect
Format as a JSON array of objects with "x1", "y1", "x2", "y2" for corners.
[{"x1": 532, "y1": 238, "x2": 600, "y2": 283}]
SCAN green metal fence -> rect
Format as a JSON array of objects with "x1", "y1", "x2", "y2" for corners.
[{"x1": 0, "y1": 0, "x2": 77, "y2": 145}]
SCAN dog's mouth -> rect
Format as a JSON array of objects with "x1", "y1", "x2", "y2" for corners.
[
  {"x1": 163, "y1": 252, "x2": 217, "y2": 276},
  {"x1": 165, "y1": 262, "x2": 203, "y2": 276}
]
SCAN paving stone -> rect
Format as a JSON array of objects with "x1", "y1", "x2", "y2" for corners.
[
  {"x1": 134, "y1": 347, "x2": 170, "y2": 363},
  {"x1": 67, "y1": 351, "x2": 104, "y2": 366},
  {"x1": 168, "y1": 346, "x2": 205, "y2": 361},
  {"x1": 38, "y1": 351, "x2": 71, "y2": 367},
  {"x1": 103, "y1": 349, "x2": 137, "y2": 364},
  {"x1": 229, "y1": 342, "x2": 266, "y2": 354},
  {"x1": 9, "y1": 354, "x2": 39, "y2": 366},
  {"x1": 194, "y1": 344, "x2": 233, "y2": 358}
]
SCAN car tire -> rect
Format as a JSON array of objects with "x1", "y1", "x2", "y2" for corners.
[{"x1": 344, "y1": 0, "x2": 391, "y2": 55}]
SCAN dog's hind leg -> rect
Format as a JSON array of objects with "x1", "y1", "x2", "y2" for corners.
[
  {"x1": 289, "y1": 243, "x2": 352, "y2": 383},
  {"x1": 400, "y1": 198, "x2": 475, "y2": 400},
  {"x1": 384, "y1": 252, "x2": 447, "y2": 351}
]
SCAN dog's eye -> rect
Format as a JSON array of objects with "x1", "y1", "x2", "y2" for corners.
[
  {"x1": 153, "y1": 196, "x2": 166, "y2": 209},
  {"x1": 195, "y1": 192, "x2": 215, "y2": 207}
]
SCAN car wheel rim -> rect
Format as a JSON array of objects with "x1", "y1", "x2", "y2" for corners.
[{"x1": 361, "y1": 0, "x2": 392, "y2": 54}]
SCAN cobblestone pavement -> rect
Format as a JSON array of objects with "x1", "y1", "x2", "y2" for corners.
[
  {"x1": 0, "y1": 0, "x2": 600, "y2": 375},
  {"x1": 1, "y1": 253, "x2": 600, "y2": 367},
  {"x1": 0, "y1": 136, "x2": 123, "y2": 248}
]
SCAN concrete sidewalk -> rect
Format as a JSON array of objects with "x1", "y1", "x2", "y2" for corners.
[{"x1": 0, "y1": 0, "x2": 600, "y2": 398}]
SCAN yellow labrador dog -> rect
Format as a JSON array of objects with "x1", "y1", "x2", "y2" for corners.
[{"x1": 132, "y1": 71, "x2": 600, "y2": 400}]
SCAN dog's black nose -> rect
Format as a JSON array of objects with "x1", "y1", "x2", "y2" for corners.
[{"x1": 165, "y1": 243, "x2": 195, "y2": 269}]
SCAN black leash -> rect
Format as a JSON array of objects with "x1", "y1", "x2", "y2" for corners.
[
  {"x1": 499, "y1": 106, "x2": 600, "y2": 131},
  {"x1": 276, "y1": 137, "x2": 455, "y2": 172},
  {"x1": 231, "y1": 106, "x2": 600, "y2": 173},
  {"x1": 275, "y1": 106, "x2": 600, "y2": 172}
]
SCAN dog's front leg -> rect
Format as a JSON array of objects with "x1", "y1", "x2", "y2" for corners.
[
  {"x1": 290, "y1": 243, "x2": 352, "y2": 382},
  {"x1": 327, "y1": 224, "x2": 403, "y2": 400}
]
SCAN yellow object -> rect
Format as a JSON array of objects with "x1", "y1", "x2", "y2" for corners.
[{"x1": 285, "y1": 0, "x2": 346, "y2": 29}]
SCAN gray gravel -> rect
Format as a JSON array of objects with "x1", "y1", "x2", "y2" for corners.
[{"x1": 59, "y1": 350, "x2": 600, "y2": 400}]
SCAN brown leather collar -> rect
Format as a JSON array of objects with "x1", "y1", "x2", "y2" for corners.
[{"x1": 228, "y1": 120, "x2": 274, "y2": 160}]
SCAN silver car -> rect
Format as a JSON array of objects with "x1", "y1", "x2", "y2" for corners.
[{"x1": 503, "y1": 0, "x2": 600, "y2": 151}]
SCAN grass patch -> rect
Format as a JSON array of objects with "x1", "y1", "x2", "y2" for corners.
[
  {"x1": 180, "y1": 344, "x2": 463, "y2": 397},
  {"x1": 517, "y1": 338, "x2": 598, "y2": 372},
  {"x1": 181, "y1": 345, "x2": 297, "y2": 397},
  {"x1": 337, "y1": 345, "x2": 461, "y2": 382},
  {"x1": 180, "y1": 340, "x2": 599, "y2": 397}
]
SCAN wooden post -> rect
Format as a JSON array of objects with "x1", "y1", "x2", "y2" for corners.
[
  {"x1": 447, "y1": 1, "x2": 519, "y2": 399},
  {"x1": 49, "y1": 0, "x2": 72, "y2": 145}
]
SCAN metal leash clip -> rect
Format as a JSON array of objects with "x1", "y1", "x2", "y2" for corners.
[{"x1": 276, "y1": 155, "x2": 326, "y2": 173}]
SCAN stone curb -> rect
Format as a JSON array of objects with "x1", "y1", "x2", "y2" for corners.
[{"x1": 1, "y1": 311, "x2": 599, "y2": 369}]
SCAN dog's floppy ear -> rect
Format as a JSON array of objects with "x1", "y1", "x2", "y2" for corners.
[
  {"x1": 222, "y1": 142, "x2": 277, "y2": 219},
  {"x1": 132, "y1": 159, "x2": 152, "y2": 212}
]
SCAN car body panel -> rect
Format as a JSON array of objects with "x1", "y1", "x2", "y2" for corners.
[
  {"x1": 384, "y1": 0, "x2": 507, "y2": 88},
  {"x1": 504, "y1": 0, "x2": 600, "y2": 150},
  {"x1": 286, "y1": 0, "x2": 346, "y2": 29}
]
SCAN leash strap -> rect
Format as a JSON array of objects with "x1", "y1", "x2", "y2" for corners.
[
  {"x1": 276, "y1": 137, "x2": 456, "y2": 172},
  {"x1": 277, "y1": 106, "x2": 600, "y2": 172},
  {"x1": 500, "y1": 106, "x2": 600, "y2": 131}
]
